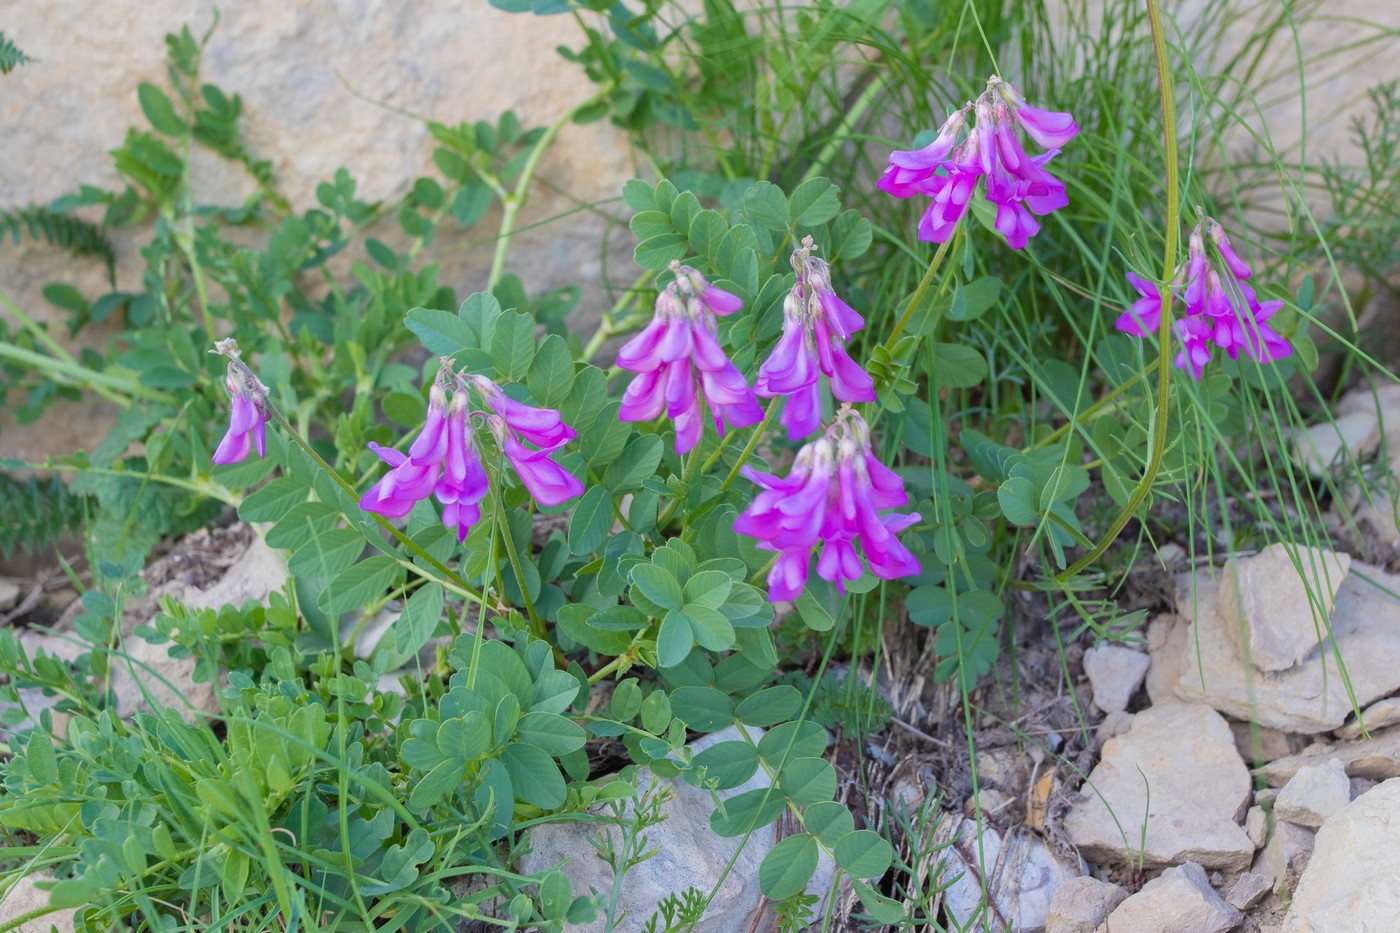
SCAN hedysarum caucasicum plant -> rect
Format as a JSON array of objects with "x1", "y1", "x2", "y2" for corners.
[
  {"x1": 616, "y1": 261, "x2": 764, "y2": 455},
  {"x1": 1115, "y1": 215, "x2": 1292, "y2": 379},
  {"x1": 735, "y1": 406, "x2": 922, "y2": 603},
  {"x1": 360, "y1": 360, "x2": 583, "y2": 540},
  {"x1": 755, "y1": 236, "x2": 876, "y2": 440},
  {"x1": 878, "y1": 75, "x2": 1077, "y2": 249},
  {"x1": 211, "y1": 344, "x2": 271, "y2": 465}
]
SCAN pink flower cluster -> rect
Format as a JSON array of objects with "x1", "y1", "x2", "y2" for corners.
[
  {"x1": 756, "y1": 236, "x2": 876, "y2": 440},
  {"x1": 361, "y1": 362, "x2": 583, "y2": 540},
  {"x1": 212, "y1": 362, "x2": 270, "y2": 465},
  {"x1": 617, "y1": 263, "x2": 764, "y2": 455},
  {"x1": 1115, "y1": 217, "x2": 1292, "y2": 380},
  {"x1": 879, "y1": 76, "x2": 1077, "y2": 249},
  {"x1": 735, "y1": 407, "x2": 921, "y2": 602}
]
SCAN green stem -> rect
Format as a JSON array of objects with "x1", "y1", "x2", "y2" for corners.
[
  {"x1": 1028, "y1": 368, "x2": 1148, "y2": 452},
  {"x1": 656, "y1": 436, "x2": 705, "y2": 531},
  {"x1": 884, "y1": 230, "x2": 958, "y2": 350},
  {"x1": 487, "y1": 89, "x2": 612, "y2": 291},
  {"x1": 1057, "y1": 0, "x2": 1179, "y2": 582},
  {"x1": 0, "y1": 340, "x2": 172, "y2": 405},
  {"x1": 713, "y1": 396, "x2": 782, "y2": 491},
  {"x1": 799, "y1": 70, "x2": 887, "y2": 186}
]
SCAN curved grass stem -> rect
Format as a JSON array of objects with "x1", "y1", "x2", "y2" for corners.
[{"x1": 1057, "y1": 0, "x2": 1179, "y2": 582}]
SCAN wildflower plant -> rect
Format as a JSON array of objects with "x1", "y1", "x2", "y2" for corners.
[{"x1": 0, "y1": 2, "x2": 1394, "y2": 931}]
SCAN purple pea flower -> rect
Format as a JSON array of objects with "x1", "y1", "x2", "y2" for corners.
[
  {"x1": 1114, "y1": 216, "x2": 1292, "y2": 380},
  {"x1": 755, "y1": 237, "x2": 876, "y2": 441},
  {"x1": 879, "y1": 76, "x2": 1076, "y2": 250},
  {"x1": 212, "y1": 363, "x2": 270, "y2": 465},
  {"x1": 360, "y1": 362, "x2": 581, "y2": 541},
  {"x1": 616, "y1": 262, "x2": 763, "y2": 455},
  {"x1": 735, "y1": 407, "x2": 921, "y2": 603}
]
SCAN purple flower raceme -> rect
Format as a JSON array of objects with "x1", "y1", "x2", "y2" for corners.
[
  {"x1": 735, "y1": 406, "x2": 922, "y2": 603},
  {"x1": 616, "y1": 261, "x2": 764, "y2": 455},
  {"x1": 212, "y1": 360, "x2": 271, "y2": 465},
  {"x1": 879, "y1": 76, "x2": 1077, "y2": 250},
  {"x1": 755, "y1": 236, "x2": 876, "y2": 440},
  {"x1": 361, "y1": 361, "x2": 582, "y2": 540},
  {"x1": 1113, "y1": 216, "x2": 1292, "y2": 380}
]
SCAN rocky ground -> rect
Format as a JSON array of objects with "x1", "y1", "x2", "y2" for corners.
[{"x1": 6, "y1": 387, "x2": 1400, "y2": 932}]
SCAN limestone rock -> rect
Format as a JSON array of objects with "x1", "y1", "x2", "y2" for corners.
[
  {"x1": 0, "y1": 872, "x2": 78, "y2": 933},
  {"x1": 1231, "y1": 722, "x2": 1295, "y2": 763},
  {"x1": 1104, "y1": 863, "x2": 1242, "y2": 933},
  {"x1": 1044, "y1": 875, "x2": 1127, "y2": 933},
  {"x1": 111, "y1": 634, "x2": 220, "y2": 722},
  {"x1": 1291, "y1": 412, "x2": 1380, "y2": 477},
  {"x1": 1260, "y1": 726, "x2": 1400, "y2": 786},
  {"x1": 1246, "y1": 806, "x2": 1268, "y2": 849},
  {"x1": 1254, "y1": 822, "x2": 1315, "y2": 896},
  {"x1": 1336, "y1": 697, "x2": 1400, "y2": 740},
  {"x1": 1283, "y1": 778, "x2": 1400, "y2": 931},
  {"x1": 1096, "y1": 710, "x2": 1134, "y2": 743},
  {"x1": 1173, "y1": 565, "x2": 1400, "y2": 733},
  {"x1": 1217, "y1": 545, "x2": 1350, "y2": 673},
  {"x1": 1224, "y1": 871, "x2": 1273, "y2": 911},
  {"x1": 938, "y1": 820, "x2": 1082, "y2": 933},
  {"x1": 1083, "y1": 644, "x2": 1150, "y2": 714},
  {"x1": 1274, "y1": 759, "x2": 1350, "y2": 829},
  {"x1": 1144, "y1": 613, "x2": 1189, "y2": 706},
  {"x1": 1065, "y1": 704, "x2": 1255, "y2": 871},
  {"x1": 518, "y1": 727, "x2": 834, "y2": 933},
  {"x1": 177, "y1": 530, "x2": 286, "y2": 612}
]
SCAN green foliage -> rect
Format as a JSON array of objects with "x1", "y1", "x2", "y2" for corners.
[
  {"x1": 0, "y1": 473, "x2": 89, "y2": 558},
  {"x1": 0, "y1": 31, "x2": 30, "y2": 74}
]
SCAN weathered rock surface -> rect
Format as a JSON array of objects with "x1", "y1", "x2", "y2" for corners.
[
  {"x1": 519, "y1": 727, "x2": 833, "y2": 933},
  {"x1": 1283, "y1": 778, "x2": 1400, "y2": 931},
  {"x1": 1044, "y1": 875, "x2": 1127, "y2": 933},
  {"x1": 0, "y1": 872, "x2": 78, "y2": 932},
  {"x1": 1292, "y1": 412, "x2": 1381, "y2": 477},
  {"x1": 1254, "y1": 822, "x2": 1315, "y2": 896},
  {"x1": 1144, "y1": 613, "x2": 1189, "y2": 706},
  {"x1": 1260, "y1": 726, "x2": 1400, "y2": 786},
  {"x1": 1246, "y1": 806, "x2": 1268, "y2": 849},
  {"x1": 1173, "y1": 566, "x2": 1400, "y2": 733},
  {"x1": 112, "y1": 634, "x2": 220, "y2": 722},
  {"x1": 938, "y1": 820, "x2": 1082, "y2": 933},
  {"x1": 1065, "y1": 704, "x2": 1254, "y2": 871},
  {"x1": 1336, "y1": 696, "x2": 1400, "y2": 740},
  {"x1": 0, "y1": 578, "x2": 19, "y2": 610},
  {"x1": 1083, "y1": 644, "x2": 1150, "y2": 714},
  {"x1": 1224, "y1": 871, "x2": 1273, "y2": 911},
  {"x1": 1274, "y1": 759, "x2": 1350, "y2": 829},
  {"x1": 1217, "y1": 545, "x2": 1350, "y2": 673},
  {"x1": 1104, "y1": 862, "x2": 1242, "y2": 933}
]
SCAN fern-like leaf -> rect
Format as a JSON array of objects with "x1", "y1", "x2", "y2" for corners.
[
  {"x1": 0, "y1": 473, "x2": 90, "y2": 558},
  {"x1": 0, "y1": 206, "x2": 115, "y2": 280},
  {"x1": 0, "y1": 33, "x2": 31, "y2": 75}
]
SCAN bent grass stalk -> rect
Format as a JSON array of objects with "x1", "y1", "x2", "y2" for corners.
[{"x1": 1057, "y1": 0, "x2": 1180, "y2": 583}]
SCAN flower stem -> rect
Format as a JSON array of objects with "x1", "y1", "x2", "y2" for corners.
[
  {"x1": 714, "y1": 396, "x2": 782, "y2": 492},
  {"x1": 656, "y1": 435, "x2": 705, "y2": 531},
  {"x1": 1057, "y1": 0, "x2": 1179, "y2": 582},
  {"x1": 487, "y1": 89, "x2": 611, "y2": 292},
  {"x1": 884, "y1": 228, "x2": 958, "y2": 350}
]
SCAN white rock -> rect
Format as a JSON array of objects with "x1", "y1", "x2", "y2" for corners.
[
  {"x1": 938, "y1": 820, "x2": 1082, "y2": 933},
  {"x1": 0, "y1": 578, "x2": 20, "y2": 611},
  {"x1": 1246, "y1": 806, "x2": 1268, "y2": 849},
  {"x1": 1065, "y1": 704, "x2": 1255, "y2": 871},
  {"x1": 1217, "y1": 545, "x2": 1350, "y2": 673},
  {"x1": 1254, "y1": 821, "x2": 1315, "y2": 896},
  {"x1": 518, "y1": 726, "x2": 834, "y2": 933},
  {"x1": 1336, "y1": 696, "x2": 1400, "y2": 740},
  {"x1": 1144, "y1": 613, "x2": 1189, "y2": 706},
  {"x1": 1292, "y1": 412, "x2": 1380, "y2": 477},
  {"x1": 111, "y1": 634, "x2": 220, "y2": 722},
  {"x1": 1224, "y1": 870, "x2": 1273, "y2": 911},
  {"x1": 1096, "y1": 710, "x2": 1134, "y2": 743},
  {"x1": 0, "y1": 872, "x2": 78, "y2": 932},
  {"x1": 1045, "y1": 875, "x2": 1127, "y2": 933},
  {"x1": 1104, "y1": 862, "x2": 1242, "y2": 933},
  {"x1": 177, "y1": 531, "x2": 286, "y2": 612},
  {"x1": 1261, "y1": 726, "x2": 1400, "y2": 786},
  {"x1": 1083, "y1": 644, "x2": 1150, "y2": 714},
  {"x1": 1275, "y1": 759, "x2": 1351, "y2": 828},
  {"x1": 1173, "y1": 565, "x2": 1400, "y2": 733},
  {"x1": 1284, "y1": 778, "x2": 1400, "y2": 931},
  {"x1": 1230, "y1": 721, "x2": 1295, "y2": 763}
]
